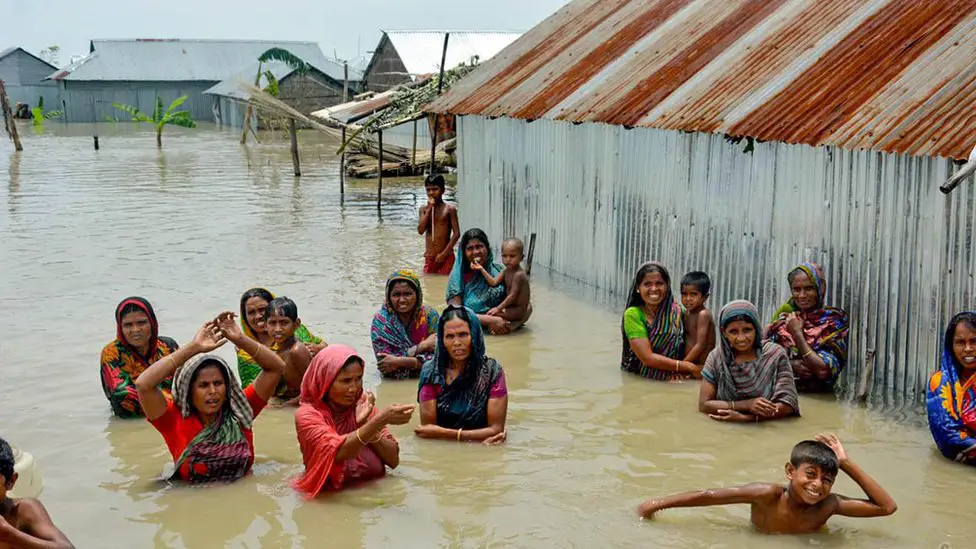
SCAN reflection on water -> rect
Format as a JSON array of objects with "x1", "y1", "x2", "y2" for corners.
[{"x1": 0, "y1": 123, "x2": 970, "y2": 549}]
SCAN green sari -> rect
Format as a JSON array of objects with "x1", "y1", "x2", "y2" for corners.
[{"x1": 237, "y1": 324, "x2": 323, "y2": 391}]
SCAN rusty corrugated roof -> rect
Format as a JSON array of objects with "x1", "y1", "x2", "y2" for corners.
[{"x1": 427, "y1": 0, "x2": 976, "y2": 160}]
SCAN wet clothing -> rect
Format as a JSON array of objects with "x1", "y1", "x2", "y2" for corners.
[
  {"x1": 370, "y1": 269, "x2": 440, "y2": 379},
  {"x1": 424, "y1": 251, "x2": 455, "y2": 275},
  {"x1": 446, "y1": 233, "x2": 505, "y2": 314},
  {"x1": 926, "y1": 312, "x2": 976, "y2": 464},
  {"x1": 620, "y1": 262, "x2": 687, "y2": 381}
]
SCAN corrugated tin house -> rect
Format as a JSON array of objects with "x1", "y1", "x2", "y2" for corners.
[
  {"x1": 48, "y1": 39, "x2": 336, "y2": 123},
  {"x1": 203, "y1": 59, "x2": 363, "y2": 129},
  {"x1": 363, "y1": 30, "x2": 521, "y2": 92},
  {"x1": 0, "y1": 47, "x2": 58, "y2": 112},
  {"x1": 428, "y1": 0, "x2": 976, "y2": 402}
]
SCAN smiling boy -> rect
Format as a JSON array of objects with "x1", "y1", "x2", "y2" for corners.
[{"x1": 264, "y1": 297, "x2": 312, "y2": 406}]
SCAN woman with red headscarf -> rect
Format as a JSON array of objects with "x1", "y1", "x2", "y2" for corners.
[
  {"x1": 100, "y1": 297, "x2": 179, "y2": 418},
  {"x1": 293, "y1": 345, "x2": 415, "y2": 497}
]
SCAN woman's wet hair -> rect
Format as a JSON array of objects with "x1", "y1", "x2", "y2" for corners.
[
  {"x1": 0, "y1": 437, "x2": 13, "y2": 480},
  {"x1": 790, "y1": 440, "x2": 839, "y2": 476},
  {"x1": 424, "y1": 174, "x2": 446, "y2": 190},
  {"x1": 626, "y1": 263, "x2": 671, "y2": 308},
  {"x1": 264, "y1": 297, "x2": 298, "y2": 321},
  {"x1": 440, "y1": 305, "x2": 470, "y2": 327},
  {"x1": 118, "y1": 302, "x2": 145, "y2": 320}
]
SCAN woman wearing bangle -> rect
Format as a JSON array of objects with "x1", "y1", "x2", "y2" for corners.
[
  {"x1": 415, "y1": 305, "x2": 508, "y2": 445},
  {"x1": 293, "y1": 345, "x2": 415, "y2": 497},
  {"x1": 135, "y1": 312, "x2": 284, "y2": 483},
  {"x1": 370, "y1": 270, "x2": 440, "y2": 379}
]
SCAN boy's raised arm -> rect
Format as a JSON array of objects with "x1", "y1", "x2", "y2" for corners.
[
  {"x1": 639, "y1": 483, "x2": 777, "y2": 518},
  {"x1": 816, "y1": 434, "x2": 897, "y2": 518}
]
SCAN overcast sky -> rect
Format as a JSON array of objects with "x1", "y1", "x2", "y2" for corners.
[{"x1": 2, "y1": 0, "x2": 569, "y2": 66}]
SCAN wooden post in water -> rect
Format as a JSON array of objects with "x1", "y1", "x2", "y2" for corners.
[
  {"x1": 343, "y1": 62, "x2": 349, "y2": 103},
  {"x1": 855, "y1": 349, "x2": 876, "y2": 404},
  {"x1": 340, "y1": 126, "x2": 346, "y2": 195},
  {"x1": 93, "y1": 135, "x2": 99, "y2": 150},
  {"x1": 526, "y1": 233, "x2": 538, "y2": 276},
  {"x1": 412, "y1": 119, "x2": 418, "y2": 172},
  {"x1": 377, "y1": 129, "x2": 384, "y2": 209},
  {"x1": 0, "y1": 80, "x2": 23, "y2": 152},
  {"x1": 429, "y1": 33, "x2": 451, "y2": 174},
  {"x1": 289, "y1": 118, "x2": 301, "y2": 177}
]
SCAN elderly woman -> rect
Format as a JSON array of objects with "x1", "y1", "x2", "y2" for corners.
[
  {"x1": 100, "y1": 297, "x2": 179, "y2": 418},
  {"x1": 927, "y1": 311, "x2": 976, "y2": 465},
  {"x1": 447, "y1": 228, "x2": 531, "y2": 335},
  {"x1": 370, "y1": 270, "x2": 440, "y2": 379},
  {"x1": 415, "y1": 305, "x2": 508, "y2": 444},
  {"x1": 621, "y1": 262, "x2": 700, "y2": 381},
  {"x1": 135, "y1": 312, "x2": 284, "y2": 483},
  {"x1": 699, "y1": 300, "x2": 799, "y2": 423},
  {"x1": 766, "y1": 262, "x2": 850, "y2": 393},
  {"x1": 293, "y1": 345, "x2": 415, "y2": 497}
]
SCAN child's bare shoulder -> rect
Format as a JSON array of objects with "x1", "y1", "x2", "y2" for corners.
[
  {"x1": 7, "y1": 497, "x2": 49, "y2": 523},
  {"x1": 289, "y1": 340, "x2": 312, "y2": 361},
  {"x1": 512, "y1": 269, "x2": 529, "y2": 282},
  {"x1": 740, "y1": 482, "x2": 785, "y2": 501},
  {"x1": 700, "y1": 307, "x2": 715, "y2": 325}
]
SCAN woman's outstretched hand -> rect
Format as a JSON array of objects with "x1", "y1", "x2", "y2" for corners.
[
  {"x1": 191, "y1": 321, "x2": 226, "y2": 353},
  {"x1": 356, "y1": 391, "x2": 376, "y2": 426},
  {"x1": 483, "y1": 430, "x2": 507, "y2": 446},
  {"x1": 214, "y1": 311, "x2": 245, "y2": 343}
]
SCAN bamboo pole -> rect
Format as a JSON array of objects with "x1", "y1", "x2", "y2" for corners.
[
  {"x1": 289, "y1": 119, "x2": 301, "y2": 176},
  {"x1": 0, "y1": 80, "x2": 23, "y2": 152},
  {"x1": 340, "y1": 126, "x2": 346, "y2": 195},
  {"x1": 429, "y1": 33, "x2": 451, "y2": 174},
  {"x1": 526, "y1": 233, "x2": 537, "y2": 276},
  {"x1": 412, "y1": 119, "x2": 418, "y2": 170},
  {"x1": 343, "y1": 62, "x2": 349, "y2": 103},
  {"x1": 377, "y1": 129, "x2": 384, "y2": 209},
  {"x1": 241, "y1": 63, "x2": 262, "y2": 144}
]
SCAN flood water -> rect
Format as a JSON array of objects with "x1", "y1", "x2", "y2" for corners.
[{"x1": 1, "y1": 123, "x2": 972, "y2": 549}]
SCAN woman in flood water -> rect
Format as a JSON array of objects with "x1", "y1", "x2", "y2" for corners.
[
  {"x1": 447, "y1": 228, "x2": 530, "y2": 335},
  {"x1": 927, "y1": 311, "x2": 976, "y2": 465},
  {"x1": 236, "y1": 288, "x2": 325, "y2": 389},
  {"x1": 135, "y1": 312, "x2": 284, "y2": 483},
  {"x1": 100, "y1": 297, "x2": 179, "y2": 418},
  {"x1": 766, "y1": 262, "x2": 850, "y2": 393},
  {"x1": 621, "y1": 262, "x2": 701, "y2": 381},
  {"x1": 699, "y1": 300, "x2": 799, "y2": 423},
  {"x1": 293, "y1": 345, "x2": 415, "y2": 497},
  {"x1": 416, "y1": 305, "x2": 508, "y2": 444},
  {"x1": 370, "y1": 269, "x2": 440, "y2": 379}
]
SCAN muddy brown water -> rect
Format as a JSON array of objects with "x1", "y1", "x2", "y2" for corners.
[{"x1": 0, "y1": 123, "x2": 971, "y2": 548}]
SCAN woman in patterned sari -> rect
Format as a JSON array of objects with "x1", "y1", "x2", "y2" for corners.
[
  {"x1": 237, "y1": 288, "x2": 325, "y2": 389},
  {"x1": 927, "y1": 311, "x2": 976, "y2": 465},
  {"x1": 370, "y1": 270, "x2": 440, "y2": 379},
  {"x1": 766, "y1": 262, "x2": 850, "y2": 393},
  {"x1": 699, "y1": 300, "x2": 799, "y2": 423},
  {"x1": 621, "y1": 262, "x2": 700, "y2": 381},
  {"x1": 136, "y1": 312, "x2": 284, "y2": 483},
  {"x1": 100, "y1": 297, "x2": 179, "y2": 418}
]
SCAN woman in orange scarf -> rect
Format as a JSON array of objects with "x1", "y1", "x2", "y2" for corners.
[{"x1": 292, "y1": 345, "x2": 415, "y2": 497}]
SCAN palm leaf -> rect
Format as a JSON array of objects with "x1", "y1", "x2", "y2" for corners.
[
  {"x1": 263, "y1": 70, "x2": 280, "y2": 97},
  {"x1": 44, "y1": 110, "x2": 64, "y2": 120},
  {"x1": 164, "y1": 111, "x2": 197, "y2": 129},
  {"x1": 257, "y1": 48, "x2": 309, "y2": 75},
  {"x1": 112, "y1": 102, "x2": 152, "y2": 123},
  {"x1": 165, "y1": 95, "x2": 189, "y2": 115}
]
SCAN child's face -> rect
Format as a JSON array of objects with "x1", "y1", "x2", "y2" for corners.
[
  {"x1": 722, "y1": 319, "x2": 756, "y2": 354},
  {"x1": 245, "y1": 297, "x2": 270, "y2": 334},
  {"x1": 266, "y1": 312, "x2": 299, "y2": 345},
  {"x1": 638, "y1": 272, "x2": 668, "y2": 307},
  {"x1": 786, "y1": 462, "x2": 834, "y2": 505},
  {"x1": 500, "y1": 244, "x2": 523, "y2": 269},
  {"x1": 425, "y1": 185, "x2": 444, "y2": 202},
  {"x1": 680, "y1": 286, "x2": 707, "y2": 312},
  {"x1": 0, "y1": 472, "x2": 15, "y2": 501}
]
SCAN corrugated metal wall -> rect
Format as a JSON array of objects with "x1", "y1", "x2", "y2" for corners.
[
  {"x1": 60, "y1": 81, "x2": 217, "y2": 123},
  {"x1": 0, "y1": 50, "x2": 59, "y2": 109},
  {"x1": 455, "y1": 115, "x2": 976, "y2": 403}
]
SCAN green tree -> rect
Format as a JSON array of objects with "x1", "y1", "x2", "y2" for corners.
[
  {"x1": 112, "y1": 96, "x2": 196, "y2": 148},
  {"x1": 31, "y1": 96, "x2": 63, "y2": 129},
  {"x1": 241, "y1": 48, "x2": 310, "y2": 143}
]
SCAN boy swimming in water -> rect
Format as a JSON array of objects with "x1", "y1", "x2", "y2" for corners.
[
  {"x1": 417, "y1": 174, "x2": 460, "y2": 275},
  {"x1": 680, "y1": 271, "x2": 715, "y2": 366},
  {"x1": 638, "y1": 434, "x2": 897, "y2": 534},
  {"x1": 265, "y1": 297, "x2": 312, "y2": 407},
  {"x1": 0, "y1": 438, "x2": 74, "y2": 548},
  {"x1": 474, "y1": 238, "x2": 531, "y2": 323}
]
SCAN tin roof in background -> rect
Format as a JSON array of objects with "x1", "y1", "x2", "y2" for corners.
[
  {"x1": 48, "y1": 39, "x2": 360, "y2": 83},
  {"x1": 0, "y1": 46, "x2": 58, "y2": 70},
  {"x1": 427, "y1": 0, "x2": 976, "y2": 160},
  {"x1": 378, "y1": 31, "x2": 522, "y2": 80},
  {"x1": 202, "y1": 58, "x2": 355, "y2": 101}
]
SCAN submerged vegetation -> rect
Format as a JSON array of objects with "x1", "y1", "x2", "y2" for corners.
[{"x1": 112, "y1": 96, "x2": 196, "y2": 148}]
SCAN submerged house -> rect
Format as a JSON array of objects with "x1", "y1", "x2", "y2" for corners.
[
  {"x1": 428, "y1": 0, "x2": 976, "y2": 401},
  {"x1": 0, "y1": 47, "x2": 58, "y2": 112},
  {"x1": 362, "y1": 30, "x2": 521, "y2": 92},
  {"x1": 48, "y1": 39, "x2": 335, "y2": 123}
]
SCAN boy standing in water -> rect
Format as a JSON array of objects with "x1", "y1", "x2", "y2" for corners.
[
  {"x1": 474, "y1": 238, "x2": 531, "y2": 323},
  {"x1": 265, "y1": 297, "x2": 312, "y2": 407},
  {"x1": 680, "y1": 271, "x2": 715, "y2": 366},
  {"x1": 638, "y1": 434, "x2": 897, "y2": 534},
  {"x1": 0, "y1": 438, "x2": 74, "y2": 548},
  {"x1": 418, "y1": 174, "x2": 460, "y2": 275}
]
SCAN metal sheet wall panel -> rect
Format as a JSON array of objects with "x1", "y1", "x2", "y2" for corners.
[{"x1": 456, "y1": 115, "x2": 974, "y2": 402}]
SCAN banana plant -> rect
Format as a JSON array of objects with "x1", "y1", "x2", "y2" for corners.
[
  {"x1": 112, "y1": 95, "x2": 196, "y2": 148},
  {"x1": 30, "y1": 97, "x2": 63, "y2": 129},
  {"x1": 241, "y1": 48, "x2": 310, "y2": 143}
]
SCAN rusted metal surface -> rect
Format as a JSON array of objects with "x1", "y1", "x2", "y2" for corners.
[
  {"x1": 455, "y1": 114, "x2": 975, "y2": 402},
  {"x1": 430, "y1": 0, "x2": 976, "y2": 160}
]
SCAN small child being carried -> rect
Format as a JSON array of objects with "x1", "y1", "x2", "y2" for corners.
[
  {"x1": 472, "y1": 238, "x2": 531, "y2": 323},
  {"x1": 638, "y1": 434, "x2": 897, "y2": 535},
  {"x1": 1, "y1": 438, "x2": 74, "y2": 548},
  {"x1": 264, "y1": 297, "x2": 313, "y2": 407}
]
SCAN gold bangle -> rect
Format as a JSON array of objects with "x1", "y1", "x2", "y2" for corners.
[
  {"x1": 731, "y1": 401, "x2": 735, "y2": 411},
  {"x1": 355, "y1": 428, "x2": 366, "y2": 444},
  {"x1": 803, "y1": 350, "x2": 815, "y2": 358},
  {"x1": 675, "y1": 359, "x2": 679, "y2": 372},
  {"x1": 457, "y1": 428, "x2": 462, "y2": 442}
]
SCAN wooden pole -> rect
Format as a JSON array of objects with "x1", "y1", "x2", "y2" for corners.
[
  {"x1": 343, "y1": 62, "x2": 349, "y2": 103},
  {"x1": 289, "y1": 118, "x2": 301, "y2": 177},
  {"x1": 526, "y1": 233, "x2": 537, "y2": 276},
  {"x1": 377, "y1": 129, "x2": 384, "y2": 209},
  {"x1": 93, "y1": 135, "x2": 99, "y2": 150},
  {"x1": 241, "y1": 63, "x2": 262, "y2": 145},
  {"x1": 0, "y1": 80, "x2": 23, "y2": 152},
  {"x1": 340, "y1": 126, "x2": 346, "y2": 195},
  {"x1": 412, "y1": 119, "x2": 418, "y2": 171},
  {"x1": 429, "y1": 33, "x2": 451, "y2": 174}
]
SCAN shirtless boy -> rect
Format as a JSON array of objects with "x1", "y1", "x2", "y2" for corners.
[
  {"x1": 264, "y1": 297, "x2": 312, "y2": 407},
  {"x1": 0, "y1": 438, "x2": 74, "y2": 549},
  {"x1": 680, "y1": 271, "x2": 715, "y2": 366},
  {"x1": 638, "y1": 434, "x2": 897, "y2": 535},
  {"x1": 474, "y1": 238, "x2": 531, "y2": 323},
  {"x1": 417, "y1": 174, "x2": 460, "y2": 275}
]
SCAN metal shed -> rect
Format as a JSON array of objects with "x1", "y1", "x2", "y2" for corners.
[
  {"x1": 427, "y1": 0, "x2": 976, "y2": 402},
  {"x1": 0, "y1": 47, "x2": 59, "y2": 112}
]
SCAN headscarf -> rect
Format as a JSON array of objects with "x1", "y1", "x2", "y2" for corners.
[
  {"x1": 170, "y1": 355, "x2": 253, "y2": 483},
  {"x1": 446, "y1": 228, "x2": 506, "y2": 313},
  {"x1": 293, "y1": 345, "x2": 393, "y2": 498},
  {"x1": 619, "y1": 262, "x2": 686, "y2": 380},
  {"x1": 703, "y1": 300, "x2": 799, "y2": 414},
  {"x1": 370, "y1": 270, "x2": 440, "y2": 379},
  {"x1": 418, "y1": 305, "x2": 503, "y2": 429},
  {"x1": 767, "y1": 262, "x2": 850, "y2": 382},
  {"x1": 926, "y1": 312, "x2": 976, "y2": 463}
]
